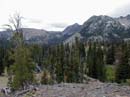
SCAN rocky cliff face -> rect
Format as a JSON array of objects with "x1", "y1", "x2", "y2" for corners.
[{"x1": 116, "y1": 15, "x2": 130, "y2": 28}]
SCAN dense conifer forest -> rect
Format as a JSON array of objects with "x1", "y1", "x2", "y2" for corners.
[{"x1": 1, "y1": 36, "x2": 130, "y2": 90}]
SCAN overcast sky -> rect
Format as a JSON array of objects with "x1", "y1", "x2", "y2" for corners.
[{"x1": 0, "y1": 0, "x2": 130, "y2": 31}]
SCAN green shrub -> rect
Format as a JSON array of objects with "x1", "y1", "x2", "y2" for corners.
[
  {"x1": 41, "y1": 70, "x2": 53, "y2": 84},
  {"x1": 105, "y1": 65, "x2": 115, "y2": 82}
]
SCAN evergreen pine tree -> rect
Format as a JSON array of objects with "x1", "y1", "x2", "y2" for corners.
[
  {"x1": 87, "y1": 42, "x2": 97, "y2": 78},
  {"x1": 0, "y1": 46, "x2": 4, "y2": 75},
  {"x1": 115, "y1": 43, "x2": 130, "y2": 83},
  {"x1": 106, "y1": 43, "x2": 115, "y2": 65},
  {"x1": 87, "y1": 42, "x2": 105, "y2": 81},
  {"x1": 10, "y1": 46, "x2": 35, "y2": 90},
  {"x1": 96, "y1": 44, "x2": 105, "y2": 81}
]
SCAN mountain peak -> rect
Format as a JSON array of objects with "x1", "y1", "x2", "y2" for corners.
[
  {"x1": 117, "y1": 14, "x2": 130, "y2": 28},
  {"x1": 80, "y1": 15, "x2": 125, "y2": 41},
  {"x1": 73, "y1": 23, "x2": 80, "y2": 26},
  {"x1": 126, "y1": 14, "x2": 130, "y2": 19},
  {"x1": 62, "y1": 23, "x2": 81, "y2": 36},
  {"x1": 86, "y1": 15, "x2": 115, "y2": 24}
]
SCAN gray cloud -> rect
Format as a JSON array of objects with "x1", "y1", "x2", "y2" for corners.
[
  {"x1": 24, "y1": 17, "x2": 43, "y2": 24},
  {"x1": 50, "y1": 23, "x2": 68, "y2": 28},
  {"x1": 110, "y1": 3, "x2": 130, "y2": 17},
  {"x1": 29, "y1": 19, "x2": 43, "y2": 24}
]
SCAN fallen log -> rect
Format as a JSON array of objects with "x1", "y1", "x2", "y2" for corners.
[{"x1": 14, "y1": 88, "x2": 34, "y2": 97}]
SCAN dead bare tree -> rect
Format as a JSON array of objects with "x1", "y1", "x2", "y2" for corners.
[
  {"x1": 3, "y1": 13, "x2": 24, "y2": 47},
  {"x1": 4, "y1": 12, "x2": 23, "y2": 32}
]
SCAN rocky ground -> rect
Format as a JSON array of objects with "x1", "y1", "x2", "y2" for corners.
[
  {"x1": 18, "y1": 79, "x2": 130, "y2": 97},
  {"x1": 1, "y1": 77, "x2": 130, "y2": 97}
]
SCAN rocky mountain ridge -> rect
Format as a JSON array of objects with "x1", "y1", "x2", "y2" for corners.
[{"x1": 0, "y1": 14, "x2": 130, "y2": 44}]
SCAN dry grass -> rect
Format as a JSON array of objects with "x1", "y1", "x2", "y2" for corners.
[{"x1": 0, "y1": 76, "x2": 8, "y2": 88}]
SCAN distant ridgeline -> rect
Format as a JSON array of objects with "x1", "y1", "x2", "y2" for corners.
[{"x1": 0, "y1": 15, "x2": 130, "y2": 45}]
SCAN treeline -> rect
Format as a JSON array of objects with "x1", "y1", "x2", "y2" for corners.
[
  {"x1": 1, "y1": 37, "x2": 130, "y2": 90},
  {"x1": 30, "y1": 40, "x2": 130, "y2": 84}
]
